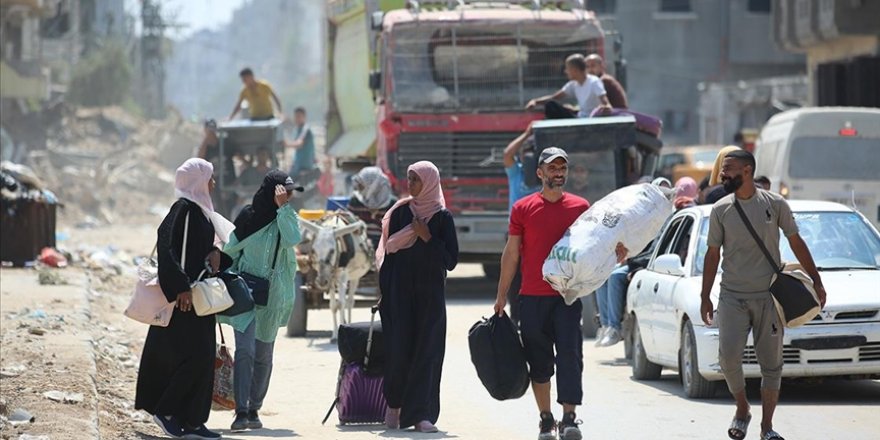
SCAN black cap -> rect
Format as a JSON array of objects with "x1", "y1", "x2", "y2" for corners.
[
  {"x1": 539, "y1": 147, "x2": 569, "y2": 164},
  {"x1": 283, "y1": 176, "x2": 304, "y2": 192}
]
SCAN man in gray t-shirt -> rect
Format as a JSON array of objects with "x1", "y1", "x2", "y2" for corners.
[{"x1": 700, "y1": 150, "x2": 826, "y2": 440}]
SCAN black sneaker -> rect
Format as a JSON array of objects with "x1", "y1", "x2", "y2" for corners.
[
  {"x1": 558, "y1": 412, "x2": 583, "y2": 440},
  {"x1": 230, "y1": 412, "x2": 248, "y2": 432},
  {"x1": 153, "y1": 414, "x2": 183, "y2": 438},
  {"x1": 182, "y1": 424, "x2": 222, "y2": 439},
  {"x1": 538, "y1": 411, "x2": 557, "y2": 440},
  {"x1": 246, "y1": 410, "x2": 263, "y2": 429}
]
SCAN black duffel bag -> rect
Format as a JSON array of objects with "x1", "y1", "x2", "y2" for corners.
[
  {"x1": 468, "y1": 314, "x2": 530, "y2": 401},
  {"x1": 338, "y1": 313, "x2": 384, "y2": 374}
]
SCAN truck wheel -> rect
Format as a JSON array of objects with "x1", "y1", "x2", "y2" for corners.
[
  {"x1": 482, "y1": 263, "x2": 501, "y2": 280},
  {"x1": 679, "y1": 320, "x2": 718, "y2": 399},
  {"x1": 632, "y1": 315, "x2": 662, "y2": 380},
  {"x1": 623, "y1": 313, "x2": 634, "y2": 360},
  {"x1": 581, "y1": 294, "x2": 600, "y2": 339},
  {"x1": 287, "y1": 278, "x2": 308, "y2": 337}
]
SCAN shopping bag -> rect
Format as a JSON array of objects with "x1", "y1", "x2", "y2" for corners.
[{"x1": 212, "y1": 325, "x2": 236, "y2": 410}]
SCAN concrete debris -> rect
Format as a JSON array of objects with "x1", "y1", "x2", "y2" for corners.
[
  {"x1": 28, "y1": 327, "x2": 47, "y2": 336},
  {"x1": 8, "y1": 408, "x2": 35, "y2": 426},
  {"x1": 0, "y1": 364, "x2": 28, "y2": 378},
  {"x1": 18, "y1": 435, "x2": 51, "y2": 440},
  {"x1": 37, "y1": 270, "x2": 68, "y2": 286},
  {"x1": 43, "y1": 390, "x2": 85, "y2": 404}
]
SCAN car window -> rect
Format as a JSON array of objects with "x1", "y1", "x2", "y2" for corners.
[
  {"x1": 653, "y1": 217, "x2": 684, "y2": 266},
  {"x1": 670, "y1": 216, "x2": 695, "y2": 265}
]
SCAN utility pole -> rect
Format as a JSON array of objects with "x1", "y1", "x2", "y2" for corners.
[{"x1": 138, "y1": 0, "x2": 181, "y2": 119}]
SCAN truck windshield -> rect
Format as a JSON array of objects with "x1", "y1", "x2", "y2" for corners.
[
  {"x1": 389, "y1": 23, "x2": 601, "y2": 113},
  {"x1": 789, "y1": 137, "x2": 880, "y2": 180}
]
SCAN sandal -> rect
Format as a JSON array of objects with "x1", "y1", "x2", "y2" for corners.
[
  {"x1": 761, "y1": 430, "x2": 785, "y2": 440},
  {"x1": 727, "y1": 413, "x2": 752, "y2": 440}
]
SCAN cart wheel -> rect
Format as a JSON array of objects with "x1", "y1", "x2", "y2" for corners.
[{"x1": 287, "y1": 274, "x2": 308, "y2": 337}]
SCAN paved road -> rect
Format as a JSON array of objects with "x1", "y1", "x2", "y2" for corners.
[{"x1": 133, "y1": 263, "x2": 879, "y2": 440}]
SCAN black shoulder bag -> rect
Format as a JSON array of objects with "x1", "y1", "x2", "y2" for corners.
[
  {"x1": 732, "y1": 199, "x2": 821, "y2": 328},
  {"x1": 239, "y1": 234, "x2": 281, "y2": 307}
]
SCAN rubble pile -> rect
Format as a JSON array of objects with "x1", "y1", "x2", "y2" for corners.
[{"x1": 33, "y1": 105, "x2": 202, "y2": 225}]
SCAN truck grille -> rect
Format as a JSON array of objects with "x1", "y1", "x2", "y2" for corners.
[
  {"x1": 397, "y1": 132, "x2": 518, "y2": 178},
  {"x1": 397, "y1": 132, "x2": 517, "y2": 212}
]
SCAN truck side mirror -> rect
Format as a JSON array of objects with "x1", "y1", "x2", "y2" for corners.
[
  {"x1": 371, "y1": 11, "x2": 384, "y2": 30},
  {"x1": 369, "y1": 71, "x2": 382, "y2": 91}
]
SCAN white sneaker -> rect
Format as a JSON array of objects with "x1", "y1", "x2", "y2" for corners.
[
  {"x1": 598, "y1": 327, "x2": 623, "y2": 347},
  {"x1": 594, "y1": 327, "x2": 609, "y2": 347}
]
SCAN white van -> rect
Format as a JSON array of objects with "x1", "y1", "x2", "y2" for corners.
[{"x1": 754, "y1": 107, "x2": 880, "y2": 229}]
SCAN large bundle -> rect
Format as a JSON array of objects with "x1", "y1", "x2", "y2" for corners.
[
  {"x1": 468, "y1": 314, "x2": 530, "y2": 401},
  {"x1": 543, "y1": 183, "x2": 673, "y2": 305}
]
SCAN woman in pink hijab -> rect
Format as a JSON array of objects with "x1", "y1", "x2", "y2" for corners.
[
  {"x1": 674, "y1": 176, "x2": 699, "y2": 210},
  {"x1": 377, "y1": 161, "x2": 458, "y2": 433}
]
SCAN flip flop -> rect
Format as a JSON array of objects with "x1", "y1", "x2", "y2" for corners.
[
  {"x1": 727, "y1": 413, "x2": 752, "y2": 440},
  {"x1": 761, "y1": 429, "x2": 785, "y2": 440}
]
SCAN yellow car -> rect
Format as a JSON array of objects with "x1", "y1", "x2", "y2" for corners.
[{"x1": 657, "y1": 145, "x2": 724, "y2": 184}]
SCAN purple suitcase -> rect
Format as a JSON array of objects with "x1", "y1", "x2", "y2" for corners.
[
  {"x1": 590, "y1": 108, "x2": 663, "y2": 137},
  {"x1": 323, "y1": 306, "x2": 387, "y2": 425}
]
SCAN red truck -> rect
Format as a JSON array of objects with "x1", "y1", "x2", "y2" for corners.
[{"x1": 369, "y1": 1, "x2": 606, "y2": 275}]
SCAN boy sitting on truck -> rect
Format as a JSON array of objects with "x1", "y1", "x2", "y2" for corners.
[{"x1": 526, "y1": 54, "x2": 612, "y2": 120}]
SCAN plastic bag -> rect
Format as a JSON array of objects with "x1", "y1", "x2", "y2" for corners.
[
  {"x1": 543, "y1": 183, "x2": 673, "y2": 305},
  {"x1": 212, "y1": 325, "x2": 235, "y2": 411},
  {"x1": 468, "y1": 314, "x2": 530, "y2": 401}
]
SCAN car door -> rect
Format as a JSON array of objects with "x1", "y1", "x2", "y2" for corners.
[
  {"x1": 633, "y1": 216, "x2": 685, "y2": 357},
  {"x1": 652, "y1": 216, "x2": 696, "y2": 365}
]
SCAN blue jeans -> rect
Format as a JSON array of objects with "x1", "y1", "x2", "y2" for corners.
[
  {"x1": 596, "y1": 265, "x2": 630, "y2": 331},
  {"x1": 233, "y1": 321, "x2": 275, "y2": 413}
]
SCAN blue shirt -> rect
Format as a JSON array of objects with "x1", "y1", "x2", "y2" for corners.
[
  {"x1": 505, "y1": 160, "x2": 539, "y2": 211},
  {"x1": 289, "y1": 124, "x2": 316, "y2": 176}
]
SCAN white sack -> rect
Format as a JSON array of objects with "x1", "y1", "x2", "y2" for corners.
[{"x1": 543, "y1": 183, "x2": 673, "y2": 305}]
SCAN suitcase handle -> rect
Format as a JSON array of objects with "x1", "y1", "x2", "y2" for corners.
[{"x1": 364, "y1": 306, "x2": 378, "y2": 368}]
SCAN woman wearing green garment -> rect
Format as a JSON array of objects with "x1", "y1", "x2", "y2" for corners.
[{"x1": 219, "y1": 170, "x2": 302, "y2": 432}]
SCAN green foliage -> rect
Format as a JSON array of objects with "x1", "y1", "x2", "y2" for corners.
[{"x1": 67, "y1": 42, "x2": 133, "y2": 107}]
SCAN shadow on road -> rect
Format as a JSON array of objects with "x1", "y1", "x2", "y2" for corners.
[
  {"x1": 329, "y1": 424, "x2": 459, "y2": 438},
  {"x1": 137, "y1": 428, "x2": 300, "y2": 439},
  {"x1": 630, "y1": 374, "x2": 880, "y2": 406}
]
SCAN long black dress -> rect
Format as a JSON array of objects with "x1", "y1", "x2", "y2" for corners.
[
  {"x1": 135, "y1": 199, "x2": 232, "y2": 427},
  {"x1": 379, "y1": 206, "x2": 458, "y2": 428}
]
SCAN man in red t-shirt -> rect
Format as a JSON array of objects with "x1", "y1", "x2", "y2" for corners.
[{"x1": 493, "y1": 147, "x2": 586, "y2": 440}]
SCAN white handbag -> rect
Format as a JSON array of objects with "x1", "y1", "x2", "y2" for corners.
[{"x1": 183, "y1": 214, "x2": 234, "y2": 316}]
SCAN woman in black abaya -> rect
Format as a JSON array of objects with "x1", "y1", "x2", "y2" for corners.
[{"x1": 135, "y1": 158, "x2": 234, "y2": 439}]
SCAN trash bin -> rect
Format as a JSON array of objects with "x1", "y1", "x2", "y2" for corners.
[{"x1": 0, "y1": 198, "x2": 57, "y2": 266}]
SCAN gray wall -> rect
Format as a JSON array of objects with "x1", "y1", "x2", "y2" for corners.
[{"x1": 604, "y1": 0, "x2": 804, "y2": 145}]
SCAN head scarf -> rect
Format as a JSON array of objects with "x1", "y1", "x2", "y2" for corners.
[
  {"x1": 352, "y1": 166, "x2": 393, "y2": 210},
  {"x1": 174, "y1": 158, "x2": 235, "y2": 244},
  {"x1": 233, "y1": 169, "x2": 291, "y2": 242},
  {"x1": 709, "y1": 145, "x2": 741, "y2": 186},
  {"x1": 376, "y1": 161, "x2": 445, "y2": 269},
  {"x1": 674, "y1": 177, "x2": 699, "y2": 199}
]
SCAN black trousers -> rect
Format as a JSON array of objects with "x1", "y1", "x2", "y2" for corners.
[
  {"x1": 544, "y1": 101, "x2": 578, "y2": 120},
  {"x1": 519, "y1": 295, "x2": 584, "y2": 405}
]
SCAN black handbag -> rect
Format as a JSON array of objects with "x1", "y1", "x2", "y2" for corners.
[
  {"x1": 240, "y1": 234, "x2": 281, "y2": 307},
  {"x1": 733, "y1": 200, "x2": 821, "y2": 328},
  {"x1": 217, "y1": 271, "x2": 254, "y2": 316}
]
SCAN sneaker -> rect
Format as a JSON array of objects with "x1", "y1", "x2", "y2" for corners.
[
  {"x1": 598, "y1": 327, "x2": 623, "y2": 347},
  {"x1": 558, "y1": 412, "x2": 583, "y2": 440},
  {"x1": 246, "y1": 410, "x2": 263, "y2": 429},
  {"x1": 230, "y1": 412, "x2": 249, "y2": 432},
  {"x1": 415, "y1": 420, "x2": 439, "y2": 433},
  {"x1": 153, "y1": 414, "x2": 183, "y2": 438},
  {"x1": 594, "y1": 327, "x2": 609, "y2": 347},
  {"x1": 537, "y1": 411, "x2": 557, "y2": 440},
  {"x1": 385, "y1": 407, "x2": 400, "y2": 429},
  {"x1": 182, "y1": 425, "x2": 222, "y2": 439}
]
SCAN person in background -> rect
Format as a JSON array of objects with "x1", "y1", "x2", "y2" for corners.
[
  {"x1": 239, "y1": 147, "x2": 273, "y2": 187},
  {"x1": 229, "y1": 67, "x2": 282, "y2": 121},
  {"x1": 136, "y1": 158, "x2": 234, "y2": 440},
  {"x1": 702, "y1": 145, "x2": 742, "y2": 205},
  {"x1": 349, "y1": 166, "x2": 398, "y2": 249},
  {"x1": 526, "y1": 54, "x2": 612, "y2": 119},
  {"x1": 701, "y1": 149, "x2": 825, "y2": 440},
  {"x1": 378, "y1": 161, "x2": 458, "y2": 433},
  {"x1": 674, "y1": 176, "x2": 699, "y2": 209},
  {"x1": 755, "y1": 176, "x2": 771, "y2": 191},
  {"x1": 285, "y1": 107, "x2": 320, "y2": 210},
  {"x1": 585, "y1": 54, "x2": 628, "y2": 109},
  {"x1": 502, "y1": 124, "x2": 541, "y2": 323},
  {"x1": 220, "y1": 171, "x2": 302, "y2": 432},
  {"x1": 494, "y1": 147, "x2": 627, "y2": 440}
]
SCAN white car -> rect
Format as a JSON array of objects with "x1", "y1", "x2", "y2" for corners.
[{"x1": 625, "y1": 200, "x2": 880, "y2": 398}]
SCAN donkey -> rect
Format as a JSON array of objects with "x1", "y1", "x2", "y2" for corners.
[{"x1": 299, "y1": 211, "x2": 374, "y2": 342}]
